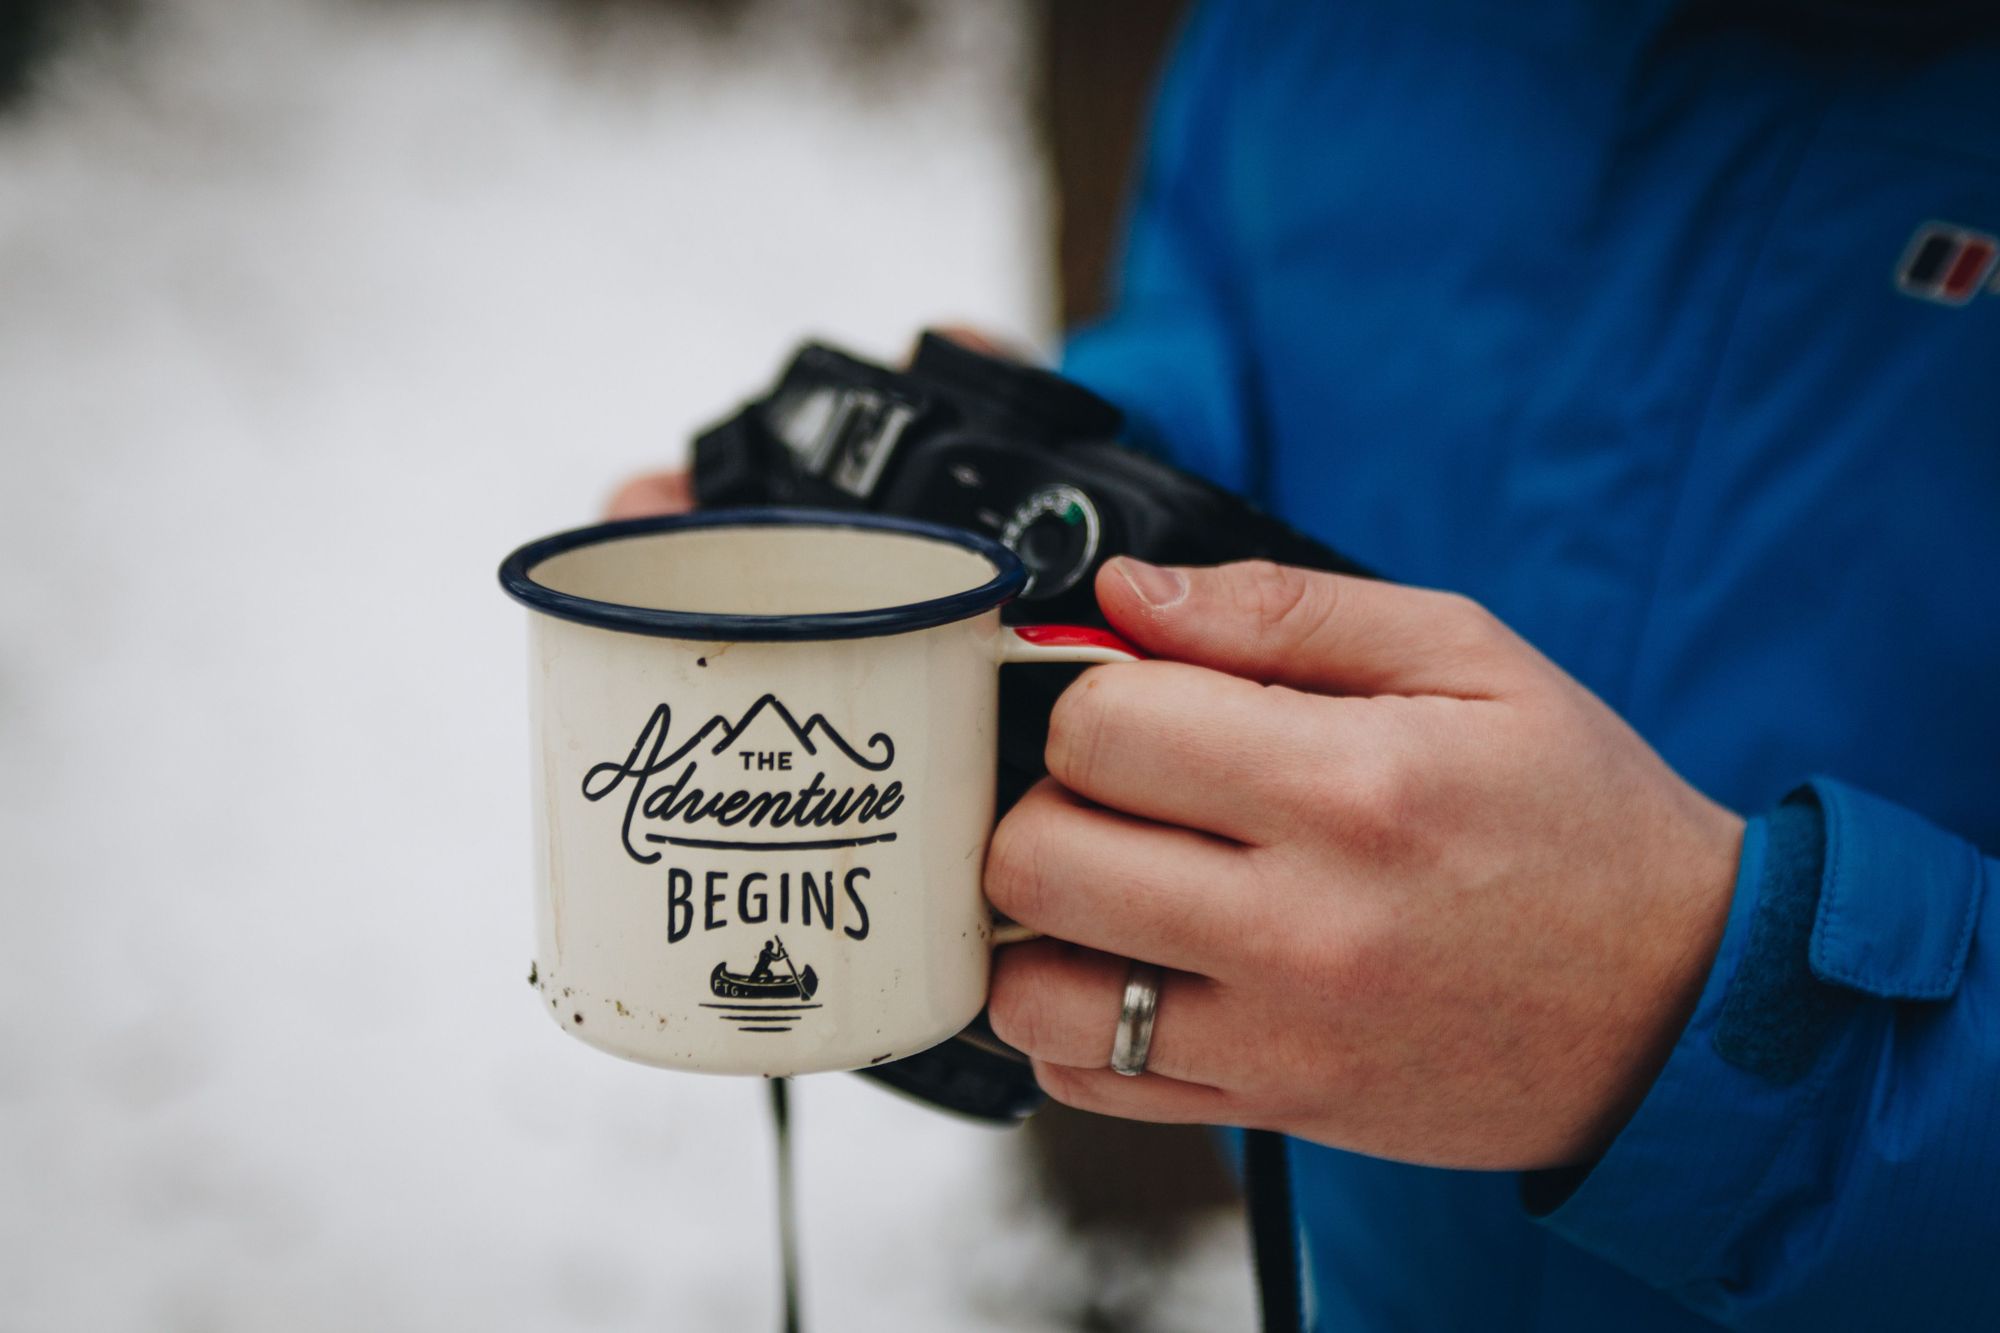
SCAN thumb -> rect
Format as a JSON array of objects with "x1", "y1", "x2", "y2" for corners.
[{"x1": 1094, "y1": 558, "x2": 1528, "y2": 699}]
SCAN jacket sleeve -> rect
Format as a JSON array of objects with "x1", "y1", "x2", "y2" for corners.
[
  {"x1": 1058, "y1": 0, "x2": 1257, "y2": 492},
  {"x1": 1529, "y1": 778, "x2": 1997, "y2": 1328}
]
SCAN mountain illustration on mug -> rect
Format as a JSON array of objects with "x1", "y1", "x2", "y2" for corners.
[
  {"x1": 580, "y1": 694, "x2": 903, "y2": 864},
  {"x1": 702, "y1": 936, "x2": 822, "y2": 1034}
]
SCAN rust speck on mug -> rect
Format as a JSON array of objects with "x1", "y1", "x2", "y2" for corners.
[
  {"x1": 527, "y1": 961, "x2": 539, "y2": 987},
  {"x1": 869, "y1": 1052, "x2": 895, "y2": 1065},
  {"x1": 614, "y1": 1000, "x2": 630, "y2": 1017},
  {"x1": 572, "y1": 1013, "x2": 584, "y2": 1025}
]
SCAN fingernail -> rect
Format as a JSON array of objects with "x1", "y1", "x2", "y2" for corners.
[{"x1": 1113, "y1": 558, "x2": 1187, "y2": 609}]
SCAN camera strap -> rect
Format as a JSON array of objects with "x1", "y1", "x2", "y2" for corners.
[
  {"x1": 764, "y1": 1085, "x2": 1300, "y2": 1332},
  {"x1": 769, "y1": 1078, "x2": 803, "y2": 1333},
  {"x1": 1244, "y1": 1128, "x2": 1302, "y2": 1333}
]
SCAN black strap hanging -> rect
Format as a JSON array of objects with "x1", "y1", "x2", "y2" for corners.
[
  {"x1": 769, "y1": 1078, "x2": 803, "y2": 1333},
  {"x1": 766, "y1": 1085, "x2": 1300, "y2": 1333},
  {"x1": 1244, "y1": 1128, "x2": 1301, "y2": 1333}
]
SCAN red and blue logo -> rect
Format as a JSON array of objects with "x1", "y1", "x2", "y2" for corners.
[{"x1": 1896, "y1": 221, "x2": 1998, "y2": 306}]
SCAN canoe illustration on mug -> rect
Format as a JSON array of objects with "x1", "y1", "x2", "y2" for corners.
[{"x1": 710, "y1": 936, "x2": 819, "y2": 1002}]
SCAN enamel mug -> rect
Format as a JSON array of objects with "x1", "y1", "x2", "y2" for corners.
[{"x1": 498, "y1": 509, "x2": 1136, "y2": 1076}]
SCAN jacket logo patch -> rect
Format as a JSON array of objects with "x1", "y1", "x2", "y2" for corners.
[{"x1": 1896, "y1": 221, "x2": 1998, "y2": 305}]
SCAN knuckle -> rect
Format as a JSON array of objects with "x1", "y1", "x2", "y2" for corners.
[
  {"x1": 1044, "y1": 666, "x2": 1124, "y2": 789},
  {"x1": 1316, "y1": 913, "x2": 1405, "y2": 1005},
  {"x1": 1030, "y1": 1059, "x2": 1096, "y2": 1110},
  {"x1": 1240, "y1": 561, "x2": 1340, "y2": 656},
  {"x1": 1349, "y1": 747, "x2": 1418, "y2": 830},
  {"x1": 1315, "y1": 742, "x2": 1430, "y2": 861},
  {"x1": 986, "y1": 966, "x2": 1062, "y2": 1056},
  {"x1": 1244, "y1": 560, "x2": 1313, "y2": 624},
  {"x1": 1438, "y1": 591, "x2": 1507, "y2": 652},
  {"x1": 1257, "y1": 691, "x2": 1343, "y2": 804},
  {"x1": 983, "y1": 810, "x2": 1051, "y2": 923}
]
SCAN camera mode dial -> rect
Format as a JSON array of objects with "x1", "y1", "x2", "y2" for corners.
[{"x1": 1001, "y1": 484, "x2": 1102, "y2": 600}]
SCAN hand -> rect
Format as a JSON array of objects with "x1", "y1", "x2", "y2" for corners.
[
  {"x1": 985, "y1": 559, "x2": 1744, "y2": 1170},
  {"x1": 604, "y1": 469, "x2": 694, "y2": 520}
]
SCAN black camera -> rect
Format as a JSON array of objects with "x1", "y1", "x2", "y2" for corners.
[{"x1": 693, "y1": 332, "x2": 1370, "y2": 1121}]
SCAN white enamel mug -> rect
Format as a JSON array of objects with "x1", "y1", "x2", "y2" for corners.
[{"x1": 498, "y1": 509, "x2": 1136, "y2": 1076}]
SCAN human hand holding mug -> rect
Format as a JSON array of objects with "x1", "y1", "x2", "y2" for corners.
[
  {"x1": 985, "y1": 558, "x2": 1744, "y2": 1169},
  {"x1": 498, "y1": 510, "x2": 1135, "y2": 1076}
]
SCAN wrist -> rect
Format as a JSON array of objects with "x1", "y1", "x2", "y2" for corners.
[
  {"x1": 1581, "y1": 798, "x2": 1744, "y2": 1159},
  {"x1": 1528, "y1": 799, "x2": 1759, "y2": 1200}
]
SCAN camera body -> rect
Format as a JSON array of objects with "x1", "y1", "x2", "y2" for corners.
[{"x1": 693, "y1": 332, "x2": 1371, "y2": 1120}]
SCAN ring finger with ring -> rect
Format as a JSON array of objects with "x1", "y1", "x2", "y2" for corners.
[{"x1": 988, "y1": 939, "x2": 1226, "y2": 1087}]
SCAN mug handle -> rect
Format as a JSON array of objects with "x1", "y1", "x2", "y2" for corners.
[{"x1": 988, "y1": 624, "x2": 1145, "y2": 946}]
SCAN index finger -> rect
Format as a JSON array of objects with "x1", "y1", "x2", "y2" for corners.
[{"x1": 1045, "y1": 660, "x2": 1337, "y2": 845}]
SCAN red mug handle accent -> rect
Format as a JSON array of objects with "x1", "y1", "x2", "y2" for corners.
[
  {"x1": 998, "y1": 623, "x2": 1144, "y2": 666},
  {"x1": 988, "y1": 624, "x2": 1143, "y2": 945}
]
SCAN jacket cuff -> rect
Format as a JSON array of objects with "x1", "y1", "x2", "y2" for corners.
[
  {"x1": 1523, "y1": 780, "x2": 1985, "y2": 1291},
  {"x1": 1806, "y1": 779, "x2": 1984, "y2": 999}
]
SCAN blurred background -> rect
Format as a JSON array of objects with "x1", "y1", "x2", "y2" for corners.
[{"x1": 0, "y1": 0, "x2": 1258, "y2": 1329}]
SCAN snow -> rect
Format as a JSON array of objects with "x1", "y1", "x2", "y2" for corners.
[{"x1": 0, "y1": 2, "x2": 1255, "y2": 1328}]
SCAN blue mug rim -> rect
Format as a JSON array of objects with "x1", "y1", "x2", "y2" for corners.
[{"x1": 497, "y1": 507, "x2": 1028, "y2": 642}]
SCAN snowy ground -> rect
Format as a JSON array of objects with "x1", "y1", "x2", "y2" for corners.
[{"x1": 0, "y1": 2, "x2": 1254, "y2": 1329}]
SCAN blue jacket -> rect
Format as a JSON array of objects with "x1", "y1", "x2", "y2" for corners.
[{"x1": 1062, "y1": 2, "x2": 2000, "y2": 1328}]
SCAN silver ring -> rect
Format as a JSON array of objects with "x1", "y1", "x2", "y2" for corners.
[{"x1": 1110, "y1": 962, "x2": 1163, "y2": 1077}]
